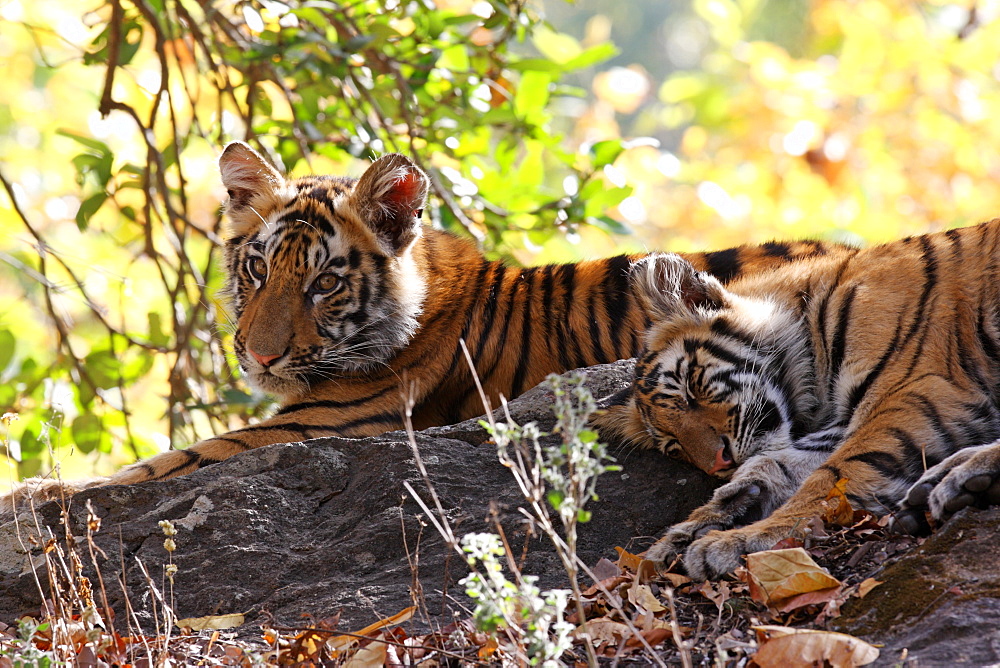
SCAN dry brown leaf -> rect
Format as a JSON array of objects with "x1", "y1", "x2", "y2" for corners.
[
  {"x1": 614, "y1": 546, "x2": 658, "y2": 583},
  {"x1": 628, "y1": 583, "x2": 666, "y2": 613},
  {"x1": 624, "y1": 626, "x2": 672, "y2": 649},
  {"x1": 328, "y1": 606, "x2": 415, "y2": 655},
  {"x1": 857, "y1": 578, "x2": 882, "y2": 598},
  {"x1": 746, "y1": 548, "x2": 842, "y2": 610},
  {"x1": 477, "y1": 636, "x2": 499, "y2": 660},
  {"x1": 583, "y1": 574, "x2": 630, "y2": 597},
  {"x1": 578, "y1": 618, "x2": 631, "y2": 646},
  {"x1": 342, "y1": 638, "x2": 388, "y2": 668},
  {"x1": 752, "y1": 625, "x2": 879, "y2": 667},
  {"x1": 615, "y1": 546, "x2": 643, "y2": 572},
  {"x1": 661, "y1": 572, "x2": 691, "y2": 587},
  {"x1": 821, "y1": 478, "x2": 856, "y2": 525},
  {"x1": 174, "y1": 612, "x2": 245, "y2": 631}
]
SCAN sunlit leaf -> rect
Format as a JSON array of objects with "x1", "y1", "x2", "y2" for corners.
[
  {"x1": 71, "y1": 414, "x2": 103, "y2": 454},
  {"x1": 752, "y1": 625, "x2": 879, "y2": 667}
]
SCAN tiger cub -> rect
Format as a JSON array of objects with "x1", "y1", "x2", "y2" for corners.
[
  {"x1": 598, "y1": 221, "x2": 1000, "y2": 580},
  {"x1": 2, "y1": 143, "x2": 848, "y2": 516}
]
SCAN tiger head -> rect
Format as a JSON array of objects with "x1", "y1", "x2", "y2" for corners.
[
  {"x1": 597, "y1": 253, "x2": 814, "y2": 478},
  {"x1": 218, "y1": 142, "x2": 429, "y2": 400}
]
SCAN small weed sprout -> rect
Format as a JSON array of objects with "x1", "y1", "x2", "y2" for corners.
[
  {"x1": 460, "y1": 532, "x2": 573, "y2": 666},
  {"x1": 475, "y1": 373, "x2": 620, "y2": 667},
  {"x1": 0, "y1": 618, "x2": 57, "y2": 667}
]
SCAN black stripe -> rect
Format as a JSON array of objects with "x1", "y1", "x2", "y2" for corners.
[
  {"x1": 153, "y1": 449, "x2": 201, "y2": 480},
  {"x1": 702, "y1": 248, "x2": 742, "y2": 283},
  {"x1": 850, "y1": 238, "x2": 939, "y2": 409},
  {"x1": 761, "y1": 241, "x2": 793, "y2": 261},
  {"x1": 478, "y1": 266, "x2": 521, "y2": 389},
  {"x1": 335, "y1": 412, "x2": 404, "y2": 435},
  {"x1": 210, "y1": 436, "x2": 252, "y2": 451},
  {"x1": 276, "y1": 388, "x2": 394, "y2": 416},
  {"x1": 442, "y1": 259, "x2": 494, "y2": 400},
  {"x1": 587, "y1": 291, "x2": 609, "y2": 365},
  {"x1": 558, "y1": 263, "x2": 577, "y2": 369},
  {"x1": 605, "y1": 255, "x2": 632, "y2": 357},
  {"x1": 845, "y1": 450, "x2": 902, "y2": 478},
  {"x1": 828, "y1": 284, "x2": 858, "y2": 382},
  {"x1": 472, "y1": 263, "x2": 508, "y2": 366},
  {"x1": 511, "y1": 267, "x2": 537, "y2": 396}
]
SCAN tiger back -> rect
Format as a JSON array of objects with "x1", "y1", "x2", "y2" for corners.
[
  {"x1": 1, "y1": 143, "x2": 851, "y2": 515},
  {"x1": 600, "y1": 220, "x2": 1000, "y2": 579}
]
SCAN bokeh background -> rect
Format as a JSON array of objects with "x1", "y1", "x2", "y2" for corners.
[{"x1": 2, "y1": 0, "x2": 1000, "y2": 486}]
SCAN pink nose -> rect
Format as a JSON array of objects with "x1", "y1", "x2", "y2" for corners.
[
  {"x1": 250, "y1": 350, "x2": 283, "y2": 367},
  {"x1": 707, "y1": 446, "x2": 735, "y2": 476}
]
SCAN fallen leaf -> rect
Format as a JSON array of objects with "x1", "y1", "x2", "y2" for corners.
[
  {"x1": 591, "y1": 557, "x2": 622, "y2": 581},
  {"x1": 821, "y1": 478, "x2": 855, "y2": 526},
  {"x1": 477, "y1": 636, "x2": 499, "y2": 660},
  {"x1": 614, "y1": 546, "x2": 657, "y2": 582},
  {"x1": 175, "y1": 612, "x2": 245, "y2": 631},
  {"x1": 745, "y1": 548, "x2": 842, "y2": 611},
  {"x1": 624, "y1": 627, "x2": 672, "y2": 649},
  {"x1": 342, "y1": 637, "x2": 388, "y2": 668},
  {"x1": 661, "y1": 572, "x2": 691, "y2": 587},
  {"x1": 628, "y1": 583, "x2": 666, "y2": 613},
  {"x1": 328, "y1": 606, "x2": 415, "y2": 655},
  {"x1": 751, "y1": 625, "x2": 879, "y2": 667},
  {"x1": 583, "y1": 575, "x2": 630, "y2": 597},
  {"x1": 856, "y1": 578, "x2": 882, "y2": 598},
  {"x1": 578, "y1": 618, "x2": 630, "y2": 646}
]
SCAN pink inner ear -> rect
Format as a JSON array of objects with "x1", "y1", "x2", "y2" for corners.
[{"x1": 387, "y1": 171, "x2": 423, "y2": 214}]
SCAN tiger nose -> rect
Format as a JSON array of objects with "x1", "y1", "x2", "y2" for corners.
[{"x1": 250, "y1": 349, "x2": 284, "y2": 367}]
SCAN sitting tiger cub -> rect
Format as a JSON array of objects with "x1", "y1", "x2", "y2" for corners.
[
  {"x1": 1, "y1": 143, "x2": 847, "y2": 517},
  {"x1": 598, "y1": 221, "x2": 1000, "y2": 580}
]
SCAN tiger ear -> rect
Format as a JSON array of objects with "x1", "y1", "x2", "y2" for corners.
[
  {"x1": 631, "y1": 253, "x2": 727, "y2": 319},
  {"x1": 592, "y1": 386, "x2": 655, "y2": 449},
  {"x1": 218, "y1": 142, "x2": 286, "y2": 236},
  {"x1": 350, "y1": 153, "x2": 429, "y2": 255}
]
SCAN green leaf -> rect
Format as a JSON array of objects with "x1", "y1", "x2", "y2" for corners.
[
  {"x1": 56, "y1": 129, "x2": 112, "y2": 154},
  {"x1": 83, "y1": 349, "x2": 122, "y2": 389},
  {"x1": 546, "y1": 489, "x2": 564, "y2": 511},
  {"x1": 577, "y1": 509, "x2": 592, "y2": 523},
  {"x1": 590, "y1": 139, "x2": 626, "y2": 168},
  {"x1": 513, "y1": 71, "x2": 551, "y2": 118},
  {"x1": 75, "y1": 192, "x2": 107, "y2": 231},
  {"x1": 588, "y1": 215, "x2": 632, "y2": 236},
  {"x1": 563, "y1": 43, "x2": 619, "y2": 71},
  {"x1": 71, "y1": 414, "x2": 103, "y2": 454}
]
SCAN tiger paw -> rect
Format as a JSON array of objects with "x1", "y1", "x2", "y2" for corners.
[
  {"x1": 646, "y1": 519, "x2": 723, "y2": 567},
  {"x1": 682, "y1": 522, "x2": 791, "y2": 581},
  {"x1": 646, "y1": 478, "x2": 771, "y2": 568},
  {"x1": 892, "y1": 442, "x2": 1000, "y2": 535}
]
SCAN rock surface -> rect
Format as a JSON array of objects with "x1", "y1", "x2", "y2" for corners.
[
  {"x1": 1, "y1": 360, "x2": 999, "y2": 666},
  {"x1": 0, "y1": 362, "x2": 718, "y2": 632}
]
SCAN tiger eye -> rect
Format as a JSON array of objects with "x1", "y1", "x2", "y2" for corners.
[
  {"x1": 247, "y1": 256, "x2": 267, "y2": 279},
  {"x1": 312, "y1": 273, "x2": 341, "y2": 293}
]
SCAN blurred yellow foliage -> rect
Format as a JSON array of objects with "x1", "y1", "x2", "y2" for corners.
[{"x1": 2, "y1": 0, "x2": 1000, "y2": 482}]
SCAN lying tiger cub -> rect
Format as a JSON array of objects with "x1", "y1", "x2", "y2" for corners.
[
  {"x1": 599, "y1": 222, "x2": 1000, "y2": 580},
  {"x1": 1, "y1": 144, "x2": 846, "y2": 516}
]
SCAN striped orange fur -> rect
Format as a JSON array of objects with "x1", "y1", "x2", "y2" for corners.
[
  {"x1": 600, "y1": 220, "x2": 1000, "y2": 579},
  {"x1": 1, "y1": 144, "x2": 848, "y2": 513}
]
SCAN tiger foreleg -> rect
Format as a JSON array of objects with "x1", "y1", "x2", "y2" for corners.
[
  {"x1": 647, "y1": 447, "x2": 826, "y2": 576},
  {"x1": 892, "y1": 440, "x2": 1000, "y2": 535}
]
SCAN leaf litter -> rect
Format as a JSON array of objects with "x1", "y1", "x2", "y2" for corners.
[{"x1": 1, "y1": 479, "x2": 918, "y2": 665}]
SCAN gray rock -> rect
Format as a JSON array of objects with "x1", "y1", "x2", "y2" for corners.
[
  {"x1": 0, "y1": 362, "x2": 718, "y2": 632},
  {"x1": 833, "y1": 505, "x2": 1000, "y2": 666}
]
